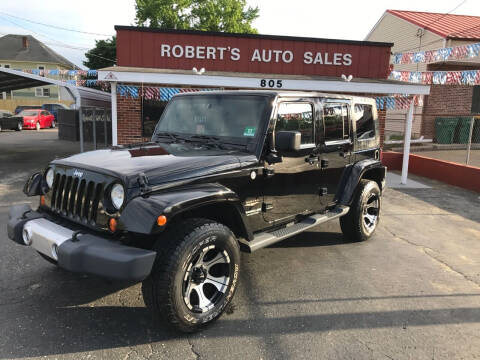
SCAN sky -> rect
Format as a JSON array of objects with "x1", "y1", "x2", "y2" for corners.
[{"x1": 0, "y1": 0, "x2": 479, "y2": 68}]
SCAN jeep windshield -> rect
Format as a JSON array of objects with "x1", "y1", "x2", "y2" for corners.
[{"x1": 152, "y1": 95, "x2": 271, "y2": 149}]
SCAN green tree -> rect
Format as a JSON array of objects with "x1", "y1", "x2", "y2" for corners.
[
  {"x1": 135, "y1": 0, "x2": 259, "y2": 33},
  {"x1": 191, "y1": 0, "x2": 259, "y2": 33},
  {"x1": 83, "y1": 36, "x2": 116, "y2": 69}
]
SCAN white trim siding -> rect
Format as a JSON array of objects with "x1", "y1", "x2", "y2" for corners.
[{"x1": 98, "y1": 70, "x2": 430, "y2": 95}]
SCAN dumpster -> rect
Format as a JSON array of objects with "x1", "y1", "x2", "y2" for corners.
[
  {"x1": 435, "y1": 117, "x2": 458, "y2": 144},
  {"x1": 473, "y1": 117, "x2": 480, "y2": 144},
  {"x1": 456, "y1": 117, "x2": 473, "y2": 144}
]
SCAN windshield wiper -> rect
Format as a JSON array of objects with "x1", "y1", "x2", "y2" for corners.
[
  {"x1": 154, "y1": 132, "x2": 186, "y2": 143},
  {"x1": 190, "y1": 135, "x2": 250, "y2": 150},
  {"x1": 188, "y1": 135, "x2": 227, "y2": 149}
]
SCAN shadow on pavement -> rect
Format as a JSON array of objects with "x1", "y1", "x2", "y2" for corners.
[
  {"x1": 391, "y1": 179, "x2": 480, "y2": 224},
  {"x1": 0, "y1": 264, "x2": 135, "y2": 308},
  {"x1": 1, "y1": 295, "x2": 480, "y2": 358},
  {"x1": 1, "y1": 229, "x2": 479, "y2": 359},
  {"x1": 267, "y1": 231, "x2": 349, "y2": 248},
  {"x1": 255, "y1": 293, "x2": 480, "y2": 306}
]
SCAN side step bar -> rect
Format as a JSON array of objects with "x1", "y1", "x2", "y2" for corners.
[{"x1": 241, "y1": 205, "x2": 350, "y2": 252}]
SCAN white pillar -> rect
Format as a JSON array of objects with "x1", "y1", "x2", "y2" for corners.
[
  {"x1": 111, "y1": 82, "x2": 118, "y2": 146},
  {"x1": 401, "y1": 99, "x2": 415, "y2": 185}
]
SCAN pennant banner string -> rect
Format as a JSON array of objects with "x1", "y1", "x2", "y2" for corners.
[
  {"x1": 389, "y1": 69, "x2": 480, "y2": 85},
  {"x1": 392, "y1": 42, "x2": 480, "y2": 65}
]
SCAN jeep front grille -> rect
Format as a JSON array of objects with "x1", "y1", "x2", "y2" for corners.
[{"x1": 50, "y1": 174, "x2": 103, "y2": 224}]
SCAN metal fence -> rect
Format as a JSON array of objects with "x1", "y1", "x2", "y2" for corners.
[
  {"x1": 81, "y1": 107, "x2": 112, "y2": 151},
  {"x1": 384, "y1": 115, "x2": 480, "y2": 168},
  {"x1": 57, "y1": 107, "x2": 112, "y2": 152}
]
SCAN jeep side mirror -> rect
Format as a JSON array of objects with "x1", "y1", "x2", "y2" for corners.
[
  {"x1": 23, "y1": 173, "x2": 45, "y2": 196},
  {"x1": 275, "y1": 131, "x2": 301, "y2": 152}
]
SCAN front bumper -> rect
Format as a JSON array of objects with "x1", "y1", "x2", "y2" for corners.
[{"x1": 7, "y1": 204, "x2": 156, "y2": 281}]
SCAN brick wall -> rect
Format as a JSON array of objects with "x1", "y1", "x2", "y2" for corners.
[
  {"x1": 378, "y1": 109, "x2": 386, "y2": 148},
  {"x1": 117, "y1": 94, "x2": 143, "y2": 145},
  {"x1": 421, "y1": 85, "x2": 473, "y2": 139}
]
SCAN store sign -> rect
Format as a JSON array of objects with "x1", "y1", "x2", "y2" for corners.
[
  {"x1": 116, "y1": 27, "x2": 391, "y2": 78},
  {"x1": 159, "y1": 44, "x2": 352, "y2": 66}
]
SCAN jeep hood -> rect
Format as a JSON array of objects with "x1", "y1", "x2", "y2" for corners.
[{"x1": 51, "y1": 142, "x2": 254, "y2": 188}]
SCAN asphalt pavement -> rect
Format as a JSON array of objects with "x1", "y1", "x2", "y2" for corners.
[{"x1": 1, "y1": 129, "x2": 479, "y2": 359}]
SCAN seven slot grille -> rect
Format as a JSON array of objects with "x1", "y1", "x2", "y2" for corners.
[{"x1": 50, "y1": 173, "x2": 103, "y2": 223}]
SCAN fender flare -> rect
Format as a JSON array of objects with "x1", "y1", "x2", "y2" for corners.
[
  {"x1": 336, "y1": 159, "x2": 386, "y2": 206},
  {"x1": 119, "y1": 183, "x2": 252, "y2": 239}
]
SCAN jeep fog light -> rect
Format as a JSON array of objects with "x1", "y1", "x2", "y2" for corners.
[
  {"x1": 22, "y1": 228, "x2": 32, "y2": 246},
  {"x1": 110, "y1": 184, "x2": 125, "y2": 209}
]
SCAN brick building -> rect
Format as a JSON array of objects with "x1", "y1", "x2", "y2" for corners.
[
  {"x1": 366, "y1": 10, "x2": 480, "y2": 139},
  {"x1": 98, "y1": 26, "x2": 428, "y2": 145}
]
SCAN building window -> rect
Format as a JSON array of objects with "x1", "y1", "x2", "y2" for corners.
[
  {"x1": 323, "y1": 103, "x2": 349, "y2": 141},
  {"x1": 354, "y1": 104, "x2": 375, "y2": 140},
  {"x1": 1, "y1": 64, "x2": 11, "y2": 68},
  {"x1": 35, "y1": 88, "x2": 50, "y2": 97},
  {"x1": 276, "y1": 102, "x2": 314, "y2": 144}
]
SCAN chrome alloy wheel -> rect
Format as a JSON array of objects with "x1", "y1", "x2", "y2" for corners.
[
  {"x1": 183, "y1": 244, "x2": 231, "y2": 313},
  {"x1": 363, "y1": 193, "x2": 379, "y2": 234}
]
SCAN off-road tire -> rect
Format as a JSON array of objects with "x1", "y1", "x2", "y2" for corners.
[
  {"x1": 142, "y1": 218, "x2": 241, "y2": 333},
  {"x1": 340, "y1": 180, "x2": 381, "y2": 242}
]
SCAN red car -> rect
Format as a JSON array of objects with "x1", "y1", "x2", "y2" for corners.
[{"x1": 19, "y1": 109, "x2": 56, "y2": 130}]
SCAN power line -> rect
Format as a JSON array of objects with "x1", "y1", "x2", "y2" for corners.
[
  {"x1": 34, "y1": 40, "x2": 116, "y2": 64},
  {"x1": 394, "y1": 0, "x2": 469, "y2": 53},
  {"x1": 393, "y1": 23, "x2": 480, "y2": 54},
  {"x1": 0, "y1": 13, "x2": 115, "y2": 63},
  {"x1": 422, "y1": 0, "x2": 468, "y2": 28},
  {"x1": 0, "y1": 14, "x2": 90, "y2": 48},
  {"x1": 0, "y1": 16, "x2": 116, "y2": 64},
  {"x1": 0, "y1": 11, "x2": 113, "y2": 37},
  {"x1": 394, "y1": 39, "x2": 445, "y2": 54}
]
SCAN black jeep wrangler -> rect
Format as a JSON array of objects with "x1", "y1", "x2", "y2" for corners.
[{"x1": 7, "y1": 91, "x2": 385, "y2": 332}]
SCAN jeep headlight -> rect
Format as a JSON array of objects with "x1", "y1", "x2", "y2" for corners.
[
  {"x1": 45, "y1": 168, "x2": 54, "y2": 189},
  {"x1": 110, "y1": 183, "x2": 125, "y2": 210}
]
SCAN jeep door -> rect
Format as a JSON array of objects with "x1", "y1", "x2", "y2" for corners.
[
  {"x1": 352, "y1": 102, "x2": 380, "y2": 162},
  {"x1": 262, "y1": 100, "x2": 321, "y2": 224},
  {"x1": 317, "y1": 99, "x2": 353, "y2": 208}
]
